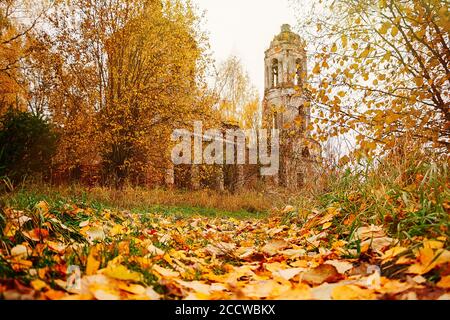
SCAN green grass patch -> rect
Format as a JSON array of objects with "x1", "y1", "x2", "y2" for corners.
[
  {"x1": 313, "y1": 156, "x2": 449, "y2": 245},
  {"x1": 0, "y1": 187, "x2": 268, "y2": 220}
]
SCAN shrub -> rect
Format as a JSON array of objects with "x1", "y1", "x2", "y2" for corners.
[{"x1": 0, "y1": 110, "x2": 58, "y2": 184}]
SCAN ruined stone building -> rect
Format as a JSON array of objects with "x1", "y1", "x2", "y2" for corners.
[
  {"x1": 263, "y1": 24, "x2": 320, "y2": 189},
  {"x1": 167, "y1": 24, "x2": 320, "y2": 191}
]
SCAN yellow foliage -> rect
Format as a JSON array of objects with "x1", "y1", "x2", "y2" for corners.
[
  {"x1": 307, "y1": 0, "x2": 449, "y2": 154},
  {"x1": 313, "y1": 63, "x2": 321, "y2": 74}
]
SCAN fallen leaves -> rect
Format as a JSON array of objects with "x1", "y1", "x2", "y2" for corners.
[
  {"x1": 147, "y1": 243, "x2": 165, "y2": 256},
  {"x1": 275, "y1": 268, "x2": 305, "y2": 281},
  {"x1": 10, "y1": 244, "x2": 30, "y2": 258},
  {"x1": 353, "y1": 225, "x2": 394, "y2": 253},
  {"x1": 86, "y1": 246, "x2": 101, "y2": 275},
  {"x1": 301, "y1": 264, "x2": 342, "y2": 285},
  {"x1": 261, "y1": 240, "x2": 289, "y2": 256},
  {"x1": 407, "y1": 247, "x2": 450, "y2": 275},
  {"x1": 85, "y1": 226, "x2": 106, "y2": 243},
  {"x1": 30, "y1": 279, "x2": 47, "y2": 291},
  {"x1": 205, "y1": 242, "x2": 236, "y2": 256},
  {"x1": 332, "y1": 284, "x2": 376, "y2": 300},
  {"x1": 102, "y1": 264, "x2": 143, "y2": 282},
  {"x1": 23, "y1": 228, "x2": 50, "y2": 242},
  {"x1": 324, "y1": 260, "x2": 353, "y2": 274},
  {"x1": 0, "y1": 202, "x2": 448, "y2": 300},
  {"x1": 437, "y1": 276, "x2": 450, "y2": 289},
  {"x1": 152, "y1": 264, "x2": 180, "y2": 278},
  {"x1": 382, "y1": 246, "x2": 408, "y2": 263}
]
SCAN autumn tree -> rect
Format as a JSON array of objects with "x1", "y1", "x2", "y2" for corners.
[
  {"x1": 36, "y1": 0, "x2": 210, "y2": 186},
  {"x1": 21, "y1": 2, "x2": 102, "y2": 180},
  {"x1": 100, "y1": 0, "x2": 210, "y2": 186},
  {"x1": 294, "y1": 0, "x2": 449, "y2": 158},
  {"x1": 0, "y1": 0, "x2": 29, "y2": 112},
  {"x1": 0, "y1": 2, "x2": 21, "y2": 111},
  {"x1": 214, "y1": 55, "x2": 260, "y2": 128},
  {"x1": 0, "y1": 0, "x2": 53, "y2": 114}
]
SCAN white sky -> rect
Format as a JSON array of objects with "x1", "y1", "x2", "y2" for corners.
[{"x1": 193, "y1": 0, "x2": 299, "y2": 99}]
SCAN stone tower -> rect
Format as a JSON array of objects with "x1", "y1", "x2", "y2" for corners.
[{"x1": 263, "y1": 24, "x2": 311, "y2": 188}]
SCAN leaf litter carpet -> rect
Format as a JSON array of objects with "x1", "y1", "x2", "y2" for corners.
[{"x1": 1, "y1": 202, "x2": 449, "y2": 300}]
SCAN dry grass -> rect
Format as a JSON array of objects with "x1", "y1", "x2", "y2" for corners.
[
  {"x1": 84, "y1": 186, "x2": 274, "y2": 213},
  {"x1": 0, "y1": 184, "x2": 286, "y2": 216}
]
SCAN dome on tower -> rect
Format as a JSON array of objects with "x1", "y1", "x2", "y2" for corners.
[
  {"x1": 281, "y1": 24, "x2": 292, "y2": 32},
  {"x1": 269, "y1": 24, "x2": 305, "y2": 48}
]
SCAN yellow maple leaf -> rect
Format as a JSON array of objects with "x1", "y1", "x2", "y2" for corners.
[
  {"x1": 414, "y1": 77, "x2": 424, "y2": 87},
  {"x1": 117, "y1": 283, "x2": 146, "y2": 295},
  {"x1": 313, "y1": 63, "x2": 321, "y2": 74},
  {"x1": 332, "y1": 285, "x2": 376, "y2": 300},
  {"x1": 36, "y1": 201, "x2": 49, "y2": 214},
  {"x1": 437, "y1": 276, "x2": 450, "y2": 289},
  {"x1": 86, "y1": 247, "x2": 101, "y2": 275},
  {"x1": 381, "y1": 246, "x2": 407, "y2": 263},
  {"x1": 110, "y1": 224, "x2": 125, "y2": 236},
  {"x1": 31, "y1": 279, "x2": 47, "y2": 291},
  {"x1": 360, "y1": 48, "x2": 370, "y2": 59},
  {"x1": 391, "y1": 26, "x2": 399, "y2": 37},
  {"x1": 152, "y1": 264, "x2": 180, "y2": 278},
  {"x1": 102, "y1": 264, "x2": 142, "y2": 281},
  {"x1": 379, "y1": 22, "x2": 391, "y2": 34},
  {"x1": 322, "y1": 222, "x2": 333, "y2": 230},
  {"x1": 331, "y1": 43, "x2": 337, "y2": 53},
  {"x1": 341, "y1": 35, "x2": 348, "y2": 48}
]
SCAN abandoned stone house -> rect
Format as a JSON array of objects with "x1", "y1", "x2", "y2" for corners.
[{"x1": 167, "y1": 24, "x2": 320, "y2": 191}]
